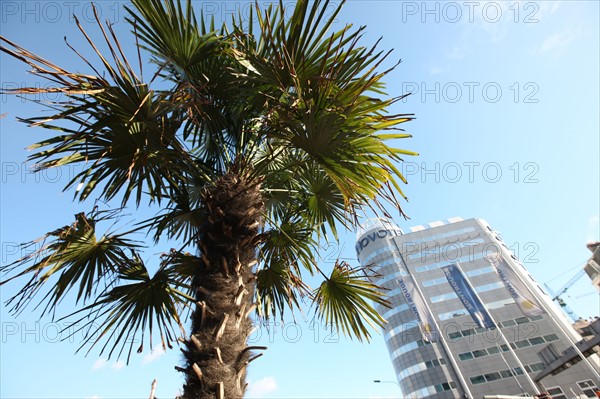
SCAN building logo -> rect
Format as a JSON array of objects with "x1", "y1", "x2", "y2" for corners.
[{"x1": 355, "y1": 228, "x2": 403, "y2": 256}]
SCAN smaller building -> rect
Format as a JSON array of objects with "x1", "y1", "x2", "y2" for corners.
[
  {"x1": 584, "y1": 242, "x2": 600, "y2": 291},
  {"x1": 535, "y1": 318, "x2": 600, "y2": 389}
]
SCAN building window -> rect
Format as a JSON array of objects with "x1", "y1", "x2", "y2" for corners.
[
  {"x1": 515, "y1": 317, "x2": 529, "y2": 324},
  {"x1": 434, "y1": 382, "x2": 453, "y2": 392},
  {"x1": 543, "y1": 333, "x2": 559, "y2": 342},
  {"x1": 430, "y1": 292, "x2": 457, "y2": 303},
  {"x1": 500, "y1": 369, "x2": 514, "y2": 379},
  {"x1": 501, "y1": 319, "x2": 516, "y2": 327},
  {"x1": 473, "y1": 349, "x2": 487, "y2": 358},
  {"x1": 459, "y1": 352, "x2": 473, "y2": 361},
  {"x1": 577, "y1": 380, "x2": 599, "y2": 397},
  {"x1": 486, "y1": 346, "x2": 500, "y2": 354},
  {"x1": 488, "y1": 298, "x2": 515, "y2": 309},
  {"x1": 470, "y1": 375, "x2": 486, "y2": 385},
  {"x1": 546, "y1": 387, "x2": 567, "y2": 399},
  {"x1": 484, "y1": 372, "x2": 502, "y2": 382},
  {"x1": 528, "y1": 363, "x2": 544, "y2": 372},
  {"x1": 529, "y1": 336, "x2": 545, "y2": 345},
  {"x1": 515, "y1": 339, "x2": 531, "y2": 348}
]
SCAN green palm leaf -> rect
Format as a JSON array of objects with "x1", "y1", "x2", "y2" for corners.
[
  {"x1": 60, "y1": 256, "x2": 194, "y2": 362},
  {"x1": 1, "y1": 209, "x2": 142, "y2": 317},
  {"x1": 313, "y1": 260, "x2": 390, "y2": 341}
]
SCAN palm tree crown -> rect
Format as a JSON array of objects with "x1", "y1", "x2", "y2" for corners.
[{"x1": 0, "y1": 1, "x2": 416, "y2": 397}]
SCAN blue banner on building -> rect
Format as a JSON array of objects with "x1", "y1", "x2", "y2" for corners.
[{"x1": 442, "y1": 264, "x2": 495, "y2": 329}]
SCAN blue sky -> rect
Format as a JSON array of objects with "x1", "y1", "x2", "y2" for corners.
[{"x1": 1, "y1": 1, "x2": 598, "y2": 398}]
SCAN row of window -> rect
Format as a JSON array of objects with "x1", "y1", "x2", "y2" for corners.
[
  {"x1": 385, "y1": 319, "x2": 419, "y2": 341},
  {"x1": 578, "y1": 380, "x2": 600, "y2": 398},
  {"x1": 376, "y1": 267, "x2": 407, "y2": 287},
  {"x1": 396, "y1": 357, "x2": 447, "y2": 381},
  {"x1": 423, "y1": 265, "x2": 495, "y2": 287},
  {"x1": 362, "y1": 232, "x2": 485, "y2": 275},
  {"x1": 438, "y1": 297, "x2": 514, "y2": 321},
  {"x1": 510, "y1": 334, "x2": 557, "y2": 348},
  {"x1": 470, "y1": 366, "x2": 525, "y2": 385},
  {"x1": 386, "y1": 315, "x2": 551, "y2": 363},
  {"x1": 458, "y1": 333, "x2": 559, "y2": 362},
  {"x1": 359, "y1": 245, "x2": 400, "y2": 268},
  {"x1": 384, "y1": 276, "x2": 504, "y2": 314},
  {"x1": 406, "y1": 380, "x2": 457, "y2": 398},
  {"x1": 407, "y1": 238, "x2": 485, "y2": 261},
  {"x1": 371, "y1": 244, "x2": 491, "y2": 287},
  {"x1": 469, "y1": 361, "x2": 545, "y2": 386},
  {"x1": 447, "y1": 315, "x2": 544, "y2": 340},
  {"x1": 370, "y1": 254, "x2": 406, "y2": 272},
  {"x1": 415, "y1": 250, "x2": 487, "y2": 273},
  {"x1": 388, "y1": 338, "x2": 431, "y2": 361},
  {"x1": 382, "y1": 302, "x2": 409, "y2": 321},
  {"x1": 384, "y1": 299, "x2": 523, "y2": 342},
  {"x1": 498, "y1": 315, "x2": 542, "y2": 327},
  {"x1": 430, "y1": 281, "x2": 504, "y2": 303},
  {"x1": 406, "y1": 226, "x2": 476, "y2": 246}
]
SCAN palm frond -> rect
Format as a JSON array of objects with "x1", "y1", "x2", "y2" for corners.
[
  {"x1": 149, "y1": 177, "x2": 208, "y2": 243},
  {"x1": 59, "y1": 256, "x2": 194, "y2": 362},
  {"x1": 1, "y1": 10, "x2": 202, "y2": 207},
  {"x1": 312, "y1": 260, "x2": 389, "y2": 342},
  {"x1": 255, "y1": 260, "x2": 309, "y2": 321},
  {"x1": 261, "y1": 217, "x2": 319, "y2": 276},
  {"x1": 0, "y1": 209, "x2": 142, "y2": 317},
  {"x1": 231, "y1": 0, "x2": 416, "y2": 217}
]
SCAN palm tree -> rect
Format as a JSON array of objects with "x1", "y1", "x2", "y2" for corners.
[{"x1": 0, "y1": 1, "x2": 416, "y2": 398}]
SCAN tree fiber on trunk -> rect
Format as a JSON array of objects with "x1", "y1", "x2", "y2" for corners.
[{"x1": 181, "y1": 171, "x2": 264, "y2": 399}]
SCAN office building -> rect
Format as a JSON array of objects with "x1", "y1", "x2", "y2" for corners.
[{"x1": 356, "y1": 217, "x2": 600, "y2": 398}]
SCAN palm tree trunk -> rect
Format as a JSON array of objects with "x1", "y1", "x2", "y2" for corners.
[{"x1": 180, "y1": 171, "x2": 264, "y2": 399}]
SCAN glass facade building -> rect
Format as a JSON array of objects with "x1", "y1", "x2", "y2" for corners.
[{"x1": 356, "y1": 217, "x2": 600, "y2": 398}]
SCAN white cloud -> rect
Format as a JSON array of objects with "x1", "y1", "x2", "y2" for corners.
[
  {"x1": 537, "y1": 27, "x2": 579, "y2": 57},
  {"x1": 536, "y1": 1, "x2": 561, "y2": 19},
  {"x1": 246, "y1": 376, "x2": 278, "y2": 398},
  {"x1": 93, "y1": 358, "x2": 126, "y2": 371},
  {"x1": 445, "y1": 0, "x2": 563, "y2": 59},
  {"x1": 111, "y1": 360, "x2": 126, "y2": 371},
  {"x1": 142, "y1": 347, "x2": 165, "y2": 364},
  {"x1": 550, "y1": 1, "x2": 561, "y2": 15},
  {"x1": 92, "y1": 358, "x2": 108, "y2": 371},
  {"x1": 587, "y1": 216, "x2": 599, "y2": 242}
]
